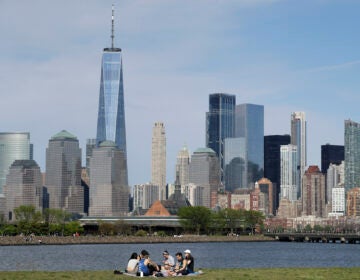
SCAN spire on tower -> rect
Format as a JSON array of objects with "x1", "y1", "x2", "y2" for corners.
[{"x1": 111, "y1": 4, "x2": 115, "y2": 49}]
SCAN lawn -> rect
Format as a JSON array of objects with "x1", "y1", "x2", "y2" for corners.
[{"x1": 0, "y1": 268, "x2": 359, "y2": 280}]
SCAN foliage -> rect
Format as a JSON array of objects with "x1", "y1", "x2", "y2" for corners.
[
  {"x1": 98, "y1": 222, "x2": 115, "y2": 236},
  {"x1": 135, "y1": 229, "x2": 147, "y2": 237},
  {"x1": 304, "y1": 224, "x2": 312, "y2": 232},
  {"x1": 64, "y1": 221, "x2": 84, "y2": 236},
  {"x1": 155, "y1": 230, "x2": 167, "y2": 237},
  {"x1": 14, "y1": 205, "x2": 42, "y2": 235},
  {"x1": 1, "y1": 224, "x2": 17, "y2": 236},
  {"x1": 213, "y1": 208, "x2": 245, "y2": 234},
  {"x1": 178, "y1": 206, "x2": 212, "y2": 235},
  {"x1": 43, "y1": 208, "x2": 72, "y2": 236},
  {"x1": 114, "y1": 220, "x2": 132, "y2": 236},
  {"x1": 244, "y1": 210, "x2": 265, "y2": 234}
]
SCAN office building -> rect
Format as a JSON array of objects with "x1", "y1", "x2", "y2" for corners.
[
  {"x1": 206, "y1": 93, "x2": 236, "y2": 181},
  {"x1": 96, "y1": 5, "x2": 128, "y2": 185},
  {"x1": 264, "y1": 135, "x2": 291, "y2": 209},
  {"x1": 189, "y1": 148, "x2": 221, "y2": 208},
  {"x1": 86, "y1": 138, "x2": 97, "y2": 176},
  {"x1": 344, "y1": 120, "x2": 360, "y2": 193},
  {"x1": 224, "y1": 137, "x2": 246, "y2": 191},
  {"x1": 89, "y1": 141, "x2": 129, "y2": 216},
  {"x1": 133, "y1": 183, "x2": 159, "y2": 210},
  {"x1": 321, "y1": 144, "x2": 344, "y2": 174},
  {"x1": 330, "y1": 186, "x2": 345, "y2": 217},
  {"x1": 301, "y1": 166, "x2": 326, "y2": 218},
  {"x1": 151, "y1": 122, "x2": 166, "y2": 200},
  {"x1": 0, "y1": 132, "x2": 31, "y2": 193},
  {"x1": 235, "y1": 104, "x2": 264, "y2": 188},
  {"x1": 45, "y1": 130, "x2": 83, "y2": 214},
  {"x1": 175, "y1": 145, "x2": 190, "y2": 187},
  {"x1": 326, "y1": 161, "x2": 344, "y2": 204},
  {"x1": 256, "y1": 178, "x2": 275, "y2": 216},
  {"x1": 291, "y1": 112, "x2": 307, "y2": 198},
  {"x1": 280, "y1": 144, "x2": 298, "y2": 202},
  {"x1": 4, "y1": 160, "x2": 42, "y2": 221}
]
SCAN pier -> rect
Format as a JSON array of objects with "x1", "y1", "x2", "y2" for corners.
[{"x1": 264, "y1": 232, "x2": 360, "y2": 244}]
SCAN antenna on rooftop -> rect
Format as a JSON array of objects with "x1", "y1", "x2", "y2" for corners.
[{"x1": 111, "y1": 4, "x2": 115, "y2": 49}]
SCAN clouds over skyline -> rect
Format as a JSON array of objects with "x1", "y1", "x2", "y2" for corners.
[{"x1": 1, "y1": 0, "x2": 359, "y2": 185}]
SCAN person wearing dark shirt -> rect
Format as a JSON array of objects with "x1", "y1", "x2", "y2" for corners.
[{"x1": 184, "y1": 249, "x2": 194, "y2": 274}]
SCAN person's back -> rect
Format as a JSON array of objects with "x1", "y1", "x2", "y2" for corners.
[
  {"x1": 184, "y1": 249, "x2": 194, "y2": 274},
  {"x1": 126, "y1": 252, "x2": 139, "y2": 274}
]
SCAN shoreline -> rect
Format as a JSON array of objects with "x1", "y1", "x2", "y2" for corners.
[{"x1": 0, "y1": 234, "x2": 275, "y2": 246}]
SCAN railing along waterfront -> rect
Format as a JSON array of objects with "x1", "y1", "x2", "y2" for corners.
[{"x1": 264, "y1": 232, "x2": 360, "y2": 244}]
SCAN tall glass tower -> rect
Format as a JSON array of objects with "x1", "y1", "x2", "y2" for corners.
[
  {"x1": 206, "y1": 93, "x2": 236, "y2": 182},
  {"x1": 235, "y1": 103, "x2": 264, "y2": 188},
  {"x1": 96, "y1": 5, "x2": 128, "y2": 185}
]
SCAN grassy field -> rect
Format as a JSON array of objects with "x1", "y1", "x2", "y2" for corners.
[{"x1": 0, "y1": 268, "x2": 360, "y2": 280}]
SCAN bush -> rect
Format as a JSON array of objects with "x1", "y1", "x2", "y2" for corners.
[
  {"x1": 135, "y1": 229, "x2": 147, "y2": 237},
  {"x1": 156, "y1": 231, "x2": 167, "y2": 237}
]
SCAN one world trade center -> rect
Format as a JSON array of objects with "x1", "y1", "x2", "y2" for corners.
[{"x1": 96, "y1": 5, "x2": 128, "y2": 183}]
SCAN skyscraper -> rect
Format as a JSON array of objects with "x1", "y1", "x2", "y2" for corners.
[
  {"x1": 301, "y1": 166, "x2": 326, "y2": 218},
  {"x1": 264, "y1": 135, "x2": 291, "y2": 209},
  {"x1": 4, "y1": 160, "x2": 43, "y2": 221},
  {"x1": 189, "y1": 148, "x2": 221, "y2": 208},
  {"x1": 45, "y1": 130, "x2": 83, "y2": 214},
  {"x1": 291, "y1": 112, "x2": 307, "y2": 198},
  {"x1": 0, "y1": 132, "x2": 31, "y2": 194},
  {"x1": 224, "y1": 137, "x2": 246, "y2": 192},
  {"x1": 89, "y1": 141, "x2": 129, "y2": 216},
  {"x1": 280, "y1": 144, "x2": 298, "y2": 202},
  {"x1": 151, "y1": 122, "x2": 166, "y2": 200},
  {"x1": 96, "y1": 5, "x2": 128, "y2": 185},
  {"x1": 206, "y1": 93, "x2": 235, "y2": 181},
  {"x1": 344, "y1": 119, "x2": 360, "y2": 193},
  {"x1": 175, "y1": 145, "x2": 190, "y2": 186},
  {"x1": 321, "y1": 144, "x2": 344, "y2": 174},
  {"x1": 235, "y1": 103, "x2": 264, "y2": 188}
]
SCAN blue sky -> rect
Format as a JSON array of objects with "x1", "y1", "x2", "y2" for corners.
[{"x1": 1, "y1": 0, "x2": 359, "y2": 186}]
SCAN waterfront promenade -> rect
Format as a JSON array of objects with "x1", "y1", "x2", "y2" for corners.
[
  {"x1": 264, "y1": 232, "x2": 360, "y2": 243},
  {"x1": 0, "y1": 234, "x2": 273, "y2": 246}
]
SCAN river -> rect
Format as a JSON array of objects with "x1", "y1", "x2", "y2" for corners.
[{"x1": 1, "y1": 242, "x2": 359, "y2": 271}]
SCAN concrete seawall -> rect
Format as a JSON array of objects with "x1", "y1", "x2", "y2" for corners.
[{"x1": 0, "y1": 235, "x2": 274, "y2": 246}]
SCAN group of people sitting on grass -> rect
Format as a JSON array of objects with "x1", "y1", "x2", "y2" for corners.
[{"x1": 124, "y1": 249, "x2": 194, "y2": 277}]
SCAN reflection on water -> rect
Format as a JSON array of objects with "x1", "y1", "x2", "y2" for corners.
[{"x1": 0, "y1": 242, "x2": 359, "y2": 271}]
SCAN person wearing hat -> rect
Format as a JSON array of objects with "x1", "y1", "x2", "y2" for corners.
[{"x1": 184, "y1": 249, "x2": 194, "y2": 274}]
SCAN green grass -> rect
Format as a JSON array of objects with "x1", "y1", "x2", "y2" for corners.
[{"x1": 0, "y1": 268, "x2": 359, "y2": 280}]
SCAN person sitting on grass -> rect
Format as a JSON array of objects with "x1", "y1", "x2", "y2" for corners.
[
  {"x1": 137, "y1": 249, "x2": 160, "y2": 276},
  {"x1": 170, "y1": 252, "x2": 187, "y2": 276},
  {"x1": 126, "y1": 252, "x2": 139, "y2": 274}
]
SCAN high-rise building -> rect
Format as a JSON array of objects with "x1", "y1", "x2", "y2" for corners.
[
  {"x1": 4, "y1": 160, "x2": 43, "y2": 221},
  {"x1": 175, "y1": 145, "x2": 190, "y2": 186},
  {"x1": 264, "y1": 135, "x2": 291, "y2": 209},
  {"x1": 326, "y1": 161, "x2": 344, "y2": 204},
  {"x1": 291, "y1": 112, "x2": 307, "y2": 198},
  {"x1": 89, "y1": 141, "x2": 129, "y2": 216},
  {"x1": 321, "y1": 144, "x2": 344, "y2": 174},
  {"x1": 0, "y1": 132, "x2": 31, "y2": 193},
  {"x1": 206, "y1": 93, "x2": 236, "y2": 181},
  {"x1": 256, "y1": 178, "x2": 275, "y2": 216},
  {"x1": 224, "y1": 137, "x2": 246, "y2": 192},
  {"x1": 301, "y1": 166, "x2": 326, "y2": 218},
  {"x1": 189, "y1": 148, "x2": 221, "y2": 208},
  {"x1": 344, "y1": 120, "x2": 360, "y2": 193},
  {"x1": 151, "y1": 122, "x2": 166, "y2": 200},
  {"x1": 330, "y1": 186, "x2": 345, "y2": 217},
  {"x1": 96, "y1": 5, "x2": 128, "y2": 185},
  {"x1": 133, "y1": 183, "x2": 159, "y2": 210},
  {"x1": 86, "y1": 138, "x2": 97, "y2": 176},
  {"x1": 280, "y1": 144, "x2": 298, "y2": 202},
  {"x1": 45, "y1": 130, "x2": 83, "y2": 214},
  {"x1": 346, "y1": 187, "x2": 360, "y2": 217},
  {"x1": 235, "y1": 104, "x2": 264, "y2": 188}
]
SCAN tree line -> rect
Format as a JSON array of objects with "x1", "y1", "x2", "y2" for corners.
[{"x1": 0, "y1": 205, "x2": 265, "y2": 236}]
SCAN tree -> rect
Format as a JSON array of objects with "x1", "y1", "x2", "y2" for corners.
[
  {"x1": 178, "y1": 206, "x2": 212, "y2": 235},
  {"x1": 43, "y1": 208, "x2": 71, "y2": 235},
  {"x1": 215, "y1": 208, "x2": 244, "y2": 234},
  {"x1": 14, "y1": 205, "x2": 42, "y2": 235},
  {"x1": 244, "y1": 210, "x2": 265, "y2": 234},
  {"x1": 64, "y1": 221, "x2": 84, "y2": 236}
]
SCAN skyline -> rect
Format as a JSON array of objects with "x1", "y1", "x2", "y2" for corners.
[{"x1": 1, "y1": 1, "x2": 359, "y2": 186}]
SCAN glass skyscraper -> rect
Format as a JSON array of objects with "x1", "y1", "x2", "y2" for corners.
[
  {"x1": 344, "y1": 119, "x2": 360, "y2": 193},
  {"x1": 0, "y1": 132, "x2": 31, "y2": 194},
  {"x1": 235, "y1": 103, "x2": 264, "y2": 188},
  {"x1": 96, "y1": 6, "x2": 128, "y2": 186},
  {"x1": 206, "y1": 93, "x2": 235, "y2": 181}
]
